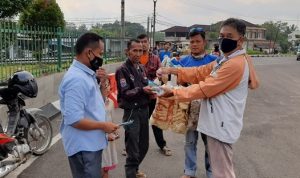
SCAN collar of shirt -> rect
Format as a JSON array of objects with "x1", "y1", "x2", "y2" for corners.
[
  {"x1": 191, "y1": 52, "x2": 207, "y2": 60},
  {"x1": 219, "y1": 49, "x2": 246, "y2": 64},
  {"x1": 73, "y1": 59, "x2": 96, "y2": 77},
  {"x1": 126, "y1": 58, "x2": 140, "y2": 69}
]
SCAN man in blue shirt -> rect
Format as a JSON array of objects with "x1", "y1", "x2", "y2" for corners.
[
  {"x1": 180, "y1": 28, "x2": 217, "y2": 178},
  {"x1": 59, "y1": 33, "x2": 119, "y2": 178},
  {"x1": 159, "y1": 41, "x2": 172, "y2": 62}
]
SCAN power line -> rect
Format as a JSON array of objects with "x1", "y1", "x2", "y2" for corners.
[{"x1": 156, "y1": 13, "x2": 185, "y2": 26}]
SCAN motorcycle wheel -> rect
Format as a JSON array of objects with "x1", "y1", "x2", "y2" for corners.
[{"x1": 26, "y1": 114, "x2": 53, "y2": 155}]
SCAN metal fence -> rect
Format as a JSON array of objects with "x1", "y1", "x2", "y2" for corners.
[{"x1": 0, "y1": 21, "x2": 128, "y2": 84}]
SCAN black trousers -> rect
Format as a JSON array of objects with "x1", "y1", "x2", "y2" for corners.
[
  {"x1": 123, "y1": 107, "x2": 149, "y2": 178},
  {"x1": 149, "y1": 99, "x2": 166, "y2": 150}
]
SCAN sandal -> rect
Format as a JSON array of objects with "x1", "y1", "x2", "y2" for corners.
[{"x1": 161, "y1": 146, "x2": 172, "y2": 156}]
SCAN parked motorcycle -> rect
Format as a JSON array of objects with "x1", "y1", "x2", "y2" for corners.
[{"x1": 0, "y1": 71, "x2": 53, "y2": 177}]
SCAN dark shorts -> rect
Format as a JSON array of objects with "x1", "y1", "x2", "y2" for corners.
[{"x1": 68, "y1": 150, "x2": 103, "y2": 178}]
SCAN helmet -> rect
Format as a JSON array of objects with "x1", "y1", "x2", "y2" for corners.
[{"x1": 8, "y1": 71, "x2": 38, "y2": 98}]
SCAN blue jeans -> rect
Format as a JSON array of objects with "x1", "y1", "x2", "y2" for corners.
[
  {"x1": 68, "y1": 150, "x2": 103, "y2": 178},
  {"x1": 184, "y1": 130, "x2": 212, "y2": 178}
]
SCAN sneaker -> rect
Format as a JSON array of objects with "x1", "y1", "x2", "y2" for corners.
[
  {"x1": 121, "y1": 149, "x2": 127, "y2": 156},
  {"x1": 136, "y1": 170, "x2": 146, "y2": 178}
]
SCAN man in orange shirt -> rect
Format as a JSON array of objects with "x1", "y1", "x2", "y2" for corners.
[
  {"x1": 138, "y1": 34, "x2": 172, "y2": 156},
  {"x1": 158, "y1": 18, "x2": 259, "y2": 178}
]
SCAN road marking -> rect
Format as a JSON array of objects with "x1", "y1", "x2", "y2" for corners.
[
  {"x1": 52, "y1": 100, "x2": 61, "y2": 111},
  {"x1": 5, "y1": 134, "x2": 62, "y2": 178}
]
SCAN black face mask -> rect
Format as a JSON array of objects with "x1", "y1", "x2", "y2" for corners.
[
  {"x1": 89, "y1": 52, "x2": 103, "y2": 72},
  {"x1": 219, "y1": 38, "x2": 238, "y2": 53}
]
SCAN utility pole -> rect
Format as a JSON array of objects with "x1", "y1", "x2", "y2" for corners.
[
  {"x1": 152, "y1": 0, "x2": 157, "y2": 48},
  {"x1": 297, "y1": 14, "x2": 300, "y2": 28},
  {"x1": 147, "y1": 16, "x2": 150, "y2": 38},
  {"x1": 121, "y1": 0, "x2": 125, "y2": 60},
  {"x1": 150, "y1": 18, "x2": 153, "y2": 48}
]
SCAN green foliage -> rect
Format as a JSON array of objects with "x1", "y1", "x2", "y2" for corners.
[
  {"x1": 154, "y1": 32, "x2": 165, "y2": 41},
  {"x1": 208, "y1": 31, "x2": 219, "y2": 40},
  {"x1": 125, "y1": 22, "x2": 146, "y2": 38},
  {"x1": 0, "y1": 0, "x2": 32, "y2": 18},
  {"x1": 19, "y1": 0, "x2": 65, "y2": 28},
  {"x1": 247, "y1": 49, "x2": 264, "y2": 55},
  {"x1": 94, "y1": 20, "x2": 146, "y2": 38},
  {"x1": 210, "y1": 21, "x2": 222, "y2": 32},
  {"x1": 65, "y1": 22, "x2": 77, "y2": 33},
  {"x1": 77, "y1": 24, "x2": 88, "y2": 34},
  {"x1": 0, "y1": 21, "x2": 18, "y2": 55},
  {"x1": 90, "y1": 28, "x2": 117, "y2": 38},
  {"x1": 261, "y1": 21, "x2": 298, "y2": 53}
]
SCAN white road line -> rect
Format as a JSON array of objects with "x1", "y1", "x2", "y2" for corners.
[
  {"x1": 52, "y1": 100, "x2": 61, "y2": 111},
  {"x1": 5, "y1": 134, "x2": 62, "y2": 178}
]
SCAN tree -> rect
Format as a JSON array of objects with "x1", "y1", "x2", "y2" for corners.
[
  {"x1": 77, "y1": 24, "x2": 88, "y2": 34},
  {"x1": 101, "y1": 20, "x2": 146, "y2": 38},
  {"x1": 18, "y1": 0, "x2": 65, "y2": 61},
  {"x1": 19, "y1": 0, "x2": 65, "y2": 28},
  {"x1": 0, "y1": 0, "x2": 32, "y2": 18},
  {"x1": 65, "y1": 22, "x2": 77, "y2": 33},
  {"x1": 125, "y1": 22, "x2": 146, "y2": 38},
  {"x1": 154, "y1": 32, "x2": 165, "y2": 41},
  {"x1": 261, "y1": 21, "x2": 298, "y2": 53}
]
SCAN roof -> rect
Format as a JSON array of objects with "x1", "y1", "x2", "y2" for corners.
[
  {"x1": 161, "y1": 26, "x2": 188, "y2": 33},
  {"x1": 241, "y1": 20, "x2": 259, "y2": 28},
  {"x1": 161, "y1": 24, "x2": 211, "y2": 33}
]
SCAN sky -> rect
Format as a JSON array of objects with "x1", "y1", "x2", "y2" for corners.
[{"x1": 56, "y1": 0, "x2": 300, "y2": 30}]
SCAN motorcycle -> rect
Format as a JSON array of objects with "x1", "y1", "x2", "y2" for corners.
[{"x1": 0, "y1": 71, "x2": 53, "y2": 177}]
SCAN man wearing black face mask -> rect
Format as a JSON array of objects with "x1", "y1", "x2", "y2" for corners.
[
  {"x1": 59, "y1": 32, "x2": 119, "y2": 178},
  {"x1": 157, "y1": 18, "x2": 259, "y2": 178}
]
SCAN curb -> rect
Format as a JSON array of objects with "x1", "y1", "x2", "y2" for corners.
[
  {"x1": 250, "y1": 54, "x2": 295, "y2": 58},
  {"x1": 39, "y1": 100, "x2": 61, "y2": 121}
]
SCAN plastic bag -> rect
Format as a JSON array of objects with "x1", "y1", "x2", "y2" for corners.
[{"x1": 150, "y1": 86, "x2": 189, "y2": 134}]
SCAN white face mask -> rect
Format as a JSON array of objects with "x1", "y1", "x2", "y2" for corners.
[{"x1": 191, "y1": 53, "x2": 206, "y2": 60}]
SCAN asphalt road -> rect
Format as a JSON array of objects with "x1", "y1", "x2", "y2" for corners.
[{"x1": 7, "y1": 56, "x2": 300, "y2": 178}]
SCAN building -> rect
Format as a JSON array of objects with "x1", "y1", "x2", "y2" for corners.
[
  {"x1": 161, "y1": 25, "x2": 210, "y2": 47},
  {"x1": 288, "y1": 30, "x2": 300, "y2": 48}
]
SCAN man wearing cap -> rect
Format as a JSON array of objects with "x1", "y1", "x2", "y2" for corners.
[{"x1": 179, "y1": 27, "x2": 217, "y2": 178}]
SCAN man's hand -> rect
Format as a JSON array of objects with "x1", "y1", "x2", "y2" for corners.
[
  {"x1": 159, "y1": 86, "x2": 174, "y2": 98},
  {"x1": 143, "y1": 86, "x2": 154, "y2": 94},
  {"x1": 156, "y1": 67, "x2": 178, "y2": 78},
  {"x1": 108, "y1": 132, "x2": 119, "y2": 141},
  {"x1": 96, "y1": 67, "x2": 108, "y2": 85},
  {"x1": 102, "y1": 122, "x2": 119, "y2": 133}
]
